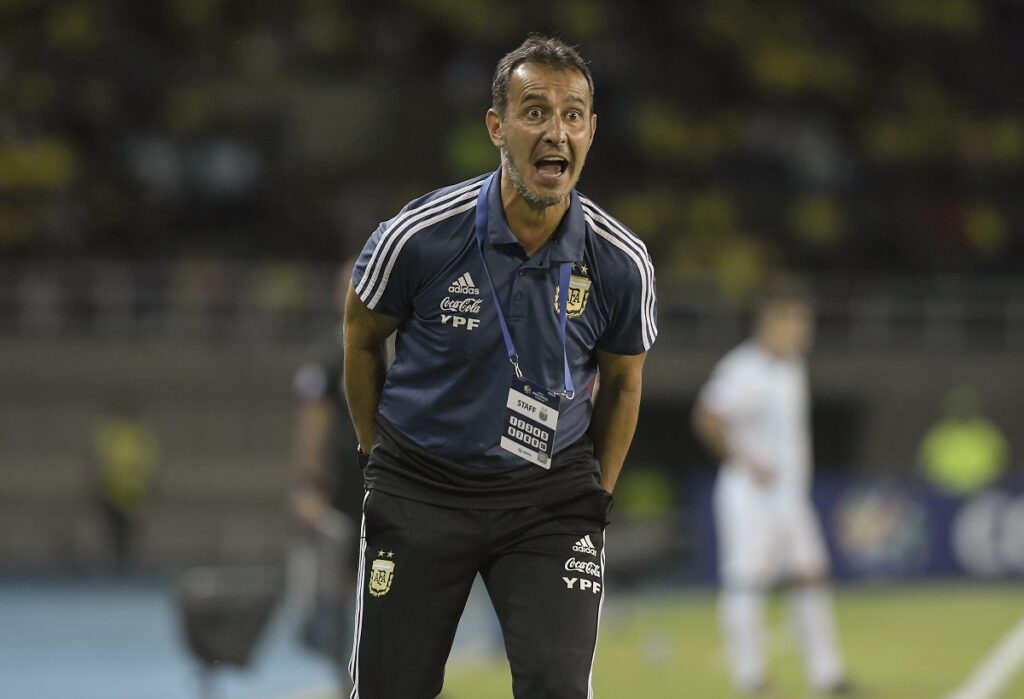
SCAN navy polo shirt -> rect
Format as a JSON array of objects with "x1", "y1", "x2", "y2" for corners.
[{"x1": 353, "y1": 169, "x2": 657, "y2": 471}]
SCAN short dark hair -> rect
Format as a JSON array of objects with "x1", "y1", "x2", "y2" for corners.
[
  {"x1": 754, "y1": 277, "x2": 814, "y2": 318},
  {"x1": 491, "y1": 34, "x2": 595, "y2": 118}
]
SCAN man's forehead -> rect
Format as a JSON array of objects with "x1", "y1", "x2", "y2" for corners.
[{"x1": 509, "y1": 62, "x2": 591, "y2": 102}]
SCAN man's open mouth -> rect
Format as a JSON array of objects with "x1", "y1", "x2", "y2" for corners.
[{"x1": 535, "y1": 157, "x2": 569, "y2": 177}]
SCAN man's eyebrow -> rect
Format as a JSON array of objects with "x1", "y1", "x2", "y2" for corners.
[
  {"x1": 519, "y1": 91, "x2": 551, "y2": 104},
  {"x1": 518, "y1": 92, "x2": 588, "y2": 107}
]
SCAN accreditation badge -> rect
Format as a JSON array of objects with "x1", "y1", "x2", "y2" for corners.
[{"x1": 500, "y1": 377, "x2": 560, "y2": 469}]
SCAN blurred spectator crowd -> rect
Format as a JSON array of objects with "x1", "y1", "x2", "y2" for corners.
[{"x1": 2, "y1": 0, "x2": 1023, "y2": 296}]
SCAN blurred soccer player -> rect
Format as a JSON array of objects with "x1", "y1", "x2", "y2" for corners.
[
  {"x1": 290, "y1": 263, "x2": 361, "y2": 697},
  {"x1": 693, "y1": 281, "x2": 853, "y2": 696}
]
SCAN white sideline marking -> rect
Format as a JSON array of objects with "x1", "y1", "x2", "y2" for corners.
[{"x1": 946, "y1": 613, "x2": 1024, "y2": 699}]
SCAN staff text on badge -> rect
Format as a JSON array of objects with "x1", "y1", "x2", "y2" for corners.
[{"x1": 500, "y1": 377, "x2": 560, "y2": 469}]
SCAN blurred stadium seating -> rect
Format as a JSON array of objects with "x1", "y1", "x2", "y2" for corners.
[{"x1": 1, "y1": 0, "x2": 1022, "y2": 275}]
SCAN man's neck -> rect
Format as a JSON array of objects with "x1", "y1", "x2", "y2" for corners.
[{"x1": 500, "y1": 170, "x2": 570, "y2": 258}]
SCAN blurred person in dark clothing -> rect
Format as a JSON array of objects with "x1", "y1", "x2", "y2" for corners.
[{"x1": 289, "y1": 263, "x2": 362, "y2": 696}]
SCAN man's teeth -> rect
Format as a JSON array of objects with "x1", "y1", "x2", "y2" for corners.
[{"x1": 537, "y1": 159, "x2": 567, "y2": 174}]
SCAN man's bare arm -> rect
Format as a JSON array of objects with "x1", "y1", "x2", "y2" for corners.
[
  {"x1": 588, "y1": 349, "x2": 647, "y2": 493},
  {"x1": 343, "y1": 284, "x2": 403, "y2": 452}
]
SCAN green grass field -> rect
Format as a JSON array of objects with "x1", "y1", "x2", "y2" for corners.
[{"x1": 437, "y1": 583, "x2": 1024, "y2": 699}]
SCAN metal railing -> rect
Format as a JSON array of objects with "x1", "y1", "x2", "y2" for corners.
[
  {"x1": 0, "y1": 259, "x2": 339, "y2": 344},
  {"x1": 660, "y1": 273, "x2": 1024, "y2": 353},
  {"x1": 2, "y1": 259, "x2": 1022, "y2": 352}
]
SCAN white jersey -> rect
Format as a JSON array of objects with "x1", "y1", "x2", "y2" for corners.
[
  {"x1": 697, "y1": 340, "x2": 812, "y2": 497},
  {"x1": 699, "y1": 344, "x2": 843, "y2": 692}
]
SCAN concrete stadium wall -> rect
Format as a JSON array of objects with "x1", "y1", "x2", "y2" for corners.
[
  {"x1": 0, "y1": 338, "x2": 305, "y2": 571},
  {"x1": 2, "y1": 334, "x2": 1022, "y2": 570}
]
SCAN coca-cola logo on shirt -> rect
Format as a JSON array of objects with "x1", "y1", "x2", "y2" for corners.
[
  {"x1": 564, "y1": 557, "x2": 602, "y2": 577},
  {"x1": 439, "y1": 296, "x2": 483, "y2": 314}
]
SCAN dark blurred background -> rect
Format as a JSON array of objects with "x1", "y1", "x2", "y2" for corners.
[
  {"x1": 1, "y1": 0, "x2": 1023, "y2": 269},
  {"x1": 1, "y1": 0, "x2": 1023, "y2": 578}
]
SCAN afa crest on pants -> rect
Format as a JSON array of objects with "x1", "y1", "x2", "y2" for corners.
[{"x1": 369, "y1": 554, "x2": 395, "y2": 597}]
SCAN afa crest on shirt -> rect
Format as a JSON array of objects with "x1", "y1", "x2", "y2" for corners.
[
  {"x1": 368, "y1": 552, "x2": 395, "y2": 597},
  {"x1": 553, "y1": 262, "x2": 592, "y2": 319}
]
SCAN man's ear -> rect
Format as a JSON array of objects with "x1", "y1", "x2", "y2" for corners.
[{"x1": 485, "y1": 108, "x2": 504, "y2": 147}]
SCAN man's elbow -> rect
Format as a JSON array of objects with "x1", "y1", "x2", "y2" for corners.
[
  {"x1": 610, "y1": 366, "x2": 644, "y2": 396},
  {"x1": 616, "y1": 379, "x2": 643, "y2": 398}
]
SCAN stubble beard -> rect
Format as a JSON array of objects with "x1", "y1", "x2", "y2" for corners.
[{"x1": 502, "y1": 146, "x2": 568, "y2": 209}]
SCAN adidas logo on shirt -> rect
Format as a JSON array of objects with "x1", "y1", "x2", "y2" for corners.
[
  {"x1": 572, "y1": 535, "x2": 598, "y2": 556},
  {"x1": 448, "y1": 272, "x2": 480, "y2": 295}
]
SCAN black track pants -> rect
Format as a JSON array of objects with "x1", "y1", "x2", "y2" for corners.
[{"x1": 348, "y1": 488, "x2": 612, "y2": 699}]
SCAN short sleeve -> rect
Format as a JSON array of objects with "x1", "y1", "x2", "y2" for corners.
[
  {"x1": 351, "y1": 214, "x2": 421, "y2": 318},
  {"x1": 597, "y1": 251, "x2": 658, "y2": 355}
]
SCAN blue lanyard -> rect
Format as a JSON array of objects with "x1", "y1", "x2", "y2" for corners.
[{"x1": 474, "y1": 173, "x2": 575, "y2": 400}]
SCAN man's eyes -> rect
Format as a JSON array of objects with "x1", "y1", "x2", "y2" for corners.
[{"x1": 524, "y1": 108, "x2": 585, "y2": 120}]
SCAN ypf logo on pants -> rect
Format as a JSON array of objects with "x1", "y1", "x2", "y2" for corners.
[{"x1": 563, "y1": 577, "x2": 602, "y2": 594}]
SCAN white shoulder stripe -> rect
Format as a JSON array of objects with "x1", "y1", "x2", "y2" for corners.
[
  {"x1": 580, "y1": 197, "x2": 654, "y2": 274},
  {"x1": 580, "y1": 196, "x2": 649, "y2": 250},
  {"x1": 582, "y1": 202, "x2": 657, "y2": 351},
  {"x1": 585, "y1": 213, "x2": 658, "y2": 350},
  {"x1": 580, "y1": 198, "x2": 656, "y2": 321},
  {"x1": 581, "y1": 199, "x2": 655, "y2": 292},
  {"x1": 362, "y1": 197, "x2": 479, "y2": 310},
  {"x1": 356, "y1": 180, "x2": 484, "y2": 302}
]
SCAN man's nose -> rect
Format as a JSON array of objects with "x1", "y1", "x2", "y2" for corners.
[{"x1": 543, "y1": 116, "x2": 568, "y2": 145}]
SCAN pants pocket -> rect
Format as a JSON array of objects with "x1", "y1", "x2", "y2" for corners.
[{"x1": 554, "y1": 488, "x2": 614, "y2": 526}]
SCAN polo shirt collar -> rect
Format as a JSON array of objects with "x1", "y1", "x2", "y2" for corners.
[{"x1": 484, "y1": 167, "x2": 587, "y2": 264}]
